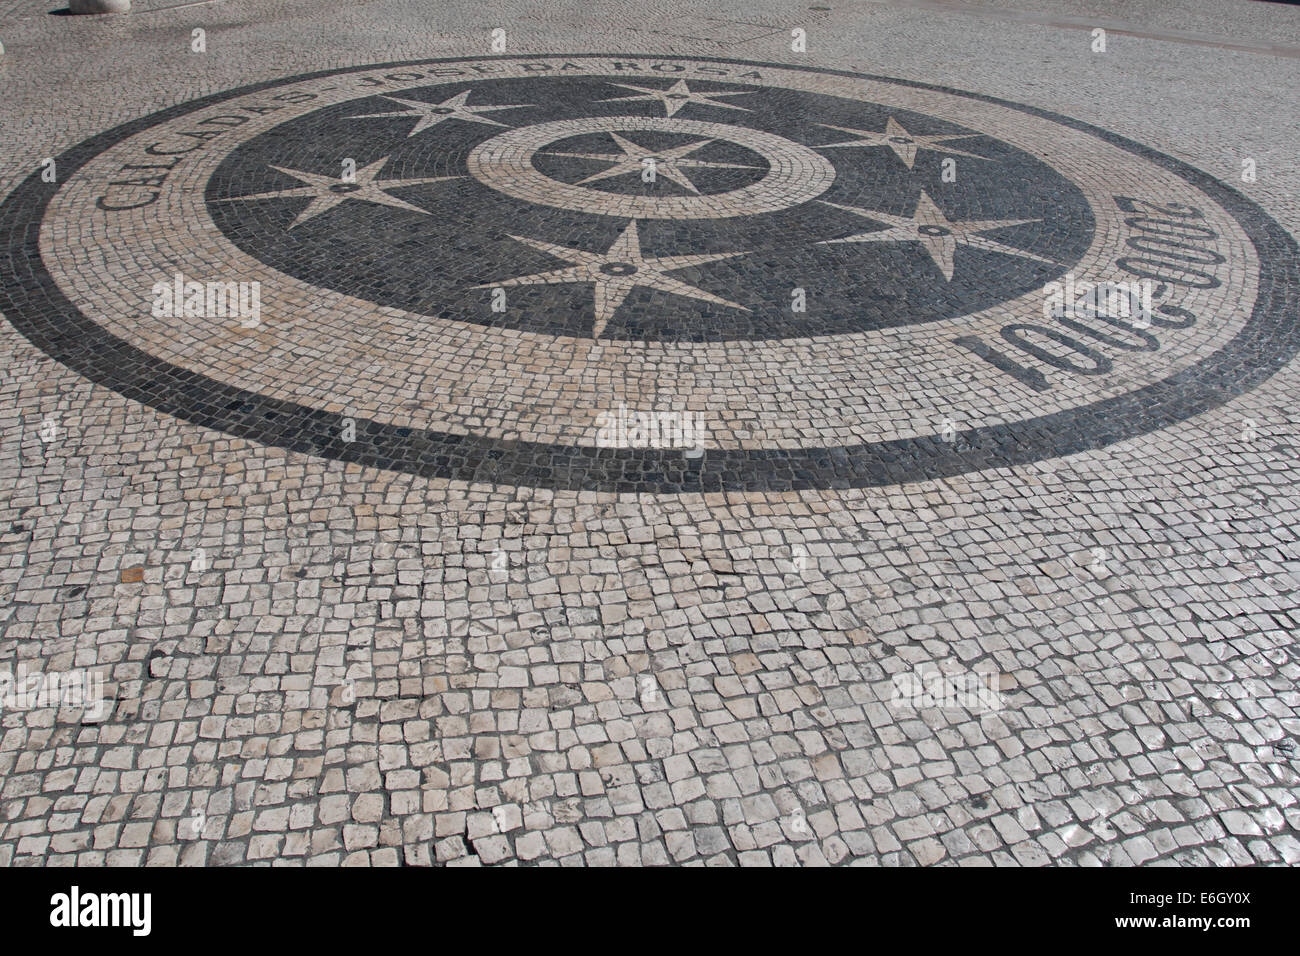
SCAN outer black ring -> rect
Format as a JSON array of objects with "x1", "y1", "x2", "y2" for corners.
[{"x1": 2, "y1": 55, "x2": 1296, "y2": 493}]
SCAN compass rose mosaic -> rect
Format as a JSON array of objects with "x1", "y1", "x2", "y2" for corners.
[{"x1": 1, "y1": 56, "x2": 1296, "y2": 491}]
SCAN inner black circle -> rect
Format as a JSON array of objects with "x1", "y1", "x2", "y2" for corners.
[
  {"x1": 918, "y1": 225, "x2": 950, "y2": 236},
  {"x1": 599, "y1": 262, "x2": 638, "y2": 276},
  {"x1": 532, "y1": 129, "x2": 768, "y2": 198},
  {"x1": 205, "y1": 74, "x2": 1094, "y2": 342},
  {"x1": 330, "y1": 183, "x2": 362, "y2": 193}
]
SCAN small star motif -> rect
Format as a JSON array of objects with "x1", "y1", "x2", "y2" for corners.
[
  {"x1": 220, "y1": 157, "x2": 460, "y2": 229},
  {"x1": 818, "y1": 190, "x2": 1059, "y2": 280},
  {"x1": 598, "y1": 79, "x2": 752, "y2": 117},
  {"x1": 349, "y1": 89, "x2": 531, "y2": 137},
  {"x1": 480, "y1": 220, "x2": 749, "y2": 338},
  {"x1": 544, "y1": 133, "x2": 762, "y2": 194},
  {"x1": 817, "y1": 116, "x2": 990, "y2": 169}
]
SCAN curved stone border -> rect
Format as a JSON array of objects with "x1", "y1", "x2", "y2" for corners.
[
  {"x1": 467, "y1": 115, "x2": 836, "y2": 219},
  {"x1": 2, "y1": 54, "x2": 1297, "y2": 492}
]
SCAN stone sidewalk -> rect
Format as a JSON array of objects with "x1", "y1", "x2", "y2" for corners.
[{"x1": 0, "y1": 0, "x2": 1297, "y2": 866}]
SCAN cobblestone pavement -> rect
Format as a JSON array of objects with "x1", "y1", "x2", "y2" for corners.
[{"x1": 1, "y1": 0, "x2": 1298, "y2": 867}]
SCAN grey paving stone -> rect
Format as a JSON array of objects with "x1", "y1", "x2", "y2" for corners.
[{"x1": 0, "y1": 0, "x2": 1298, "y2": 871}]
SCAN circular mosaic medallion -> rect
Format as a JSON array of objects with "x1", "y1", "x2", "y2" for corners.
[
  {"x1": 466, "y1": 115, "x2": 838, "y2": 221},
  {"x1": 1, "y1": 56, "x2": 1296, "y2": 491}
]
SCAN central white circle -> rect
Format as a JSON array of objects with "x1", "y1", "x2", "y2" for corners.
[{"x1": 467, "y1": 116, "x2": 837, "y2": 219}]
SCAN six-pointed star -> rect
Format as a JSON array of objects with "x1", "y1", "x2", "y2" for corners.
[
  {"x1": 481, "y1": 220, "x2": 750, "y2": 337},
  {"x1": 599, "y1": 79, "x2": 752, "y2": 117},
  {"x1": 818, "y1": 190, "x2": 1059, "y2": 280},
  {"x1": 818, "y1": 116, "x2": 990, "y2": 169},
  {"x1": 222, "y1": 157, "x2": 460, "y2": 228},
  {"x1": 545, "y1": 133, "x2": 762, "y2": 194},
  {"x1": 350, "y1": 89, "x2": 531, "y2": 136},
  {"x1": 240, "y1": 86, "x2": 1055, "y2": 310}
]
